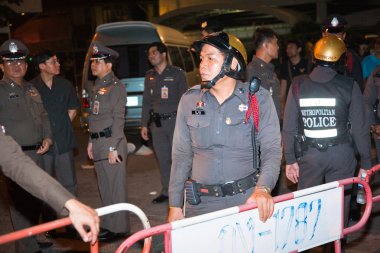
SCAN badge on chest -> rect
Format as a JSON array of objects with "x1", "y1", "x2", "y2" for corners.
[
  {"x1": 192, "y1": 100, "x2": 206, "y2": 115},
  {"x1": 161, "y1": 86, "x2": 168, "y2": 99}
]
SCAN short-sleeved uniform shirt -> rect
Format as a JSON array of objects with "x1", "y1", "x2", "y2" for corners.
[
  {"x1": 141, "y1": 65, "x2": 188, "y2": 127},
  {"x1": 169, "y1": 81, "x2": 282, "y2": 207},
  {"x1": 31, "y1": 75, "x2": 80, "y2": 154}
]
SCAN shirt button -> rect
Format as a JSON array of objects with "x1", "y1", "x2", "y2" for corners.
[{"x1": 216, "y1": 131, "x2": 220, "y2": 134}]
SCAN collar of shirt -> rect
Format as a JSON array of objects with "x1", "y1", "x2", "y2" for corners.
[
  {"x1": 252, "y1": 55, "x2": 275, "y2": 72},
  {"x1": 95, "y1": 71, "x2": 115, "y2": 88},
  {"x1": 309, "y1": 65, "x2": 337, "y2": 83}
]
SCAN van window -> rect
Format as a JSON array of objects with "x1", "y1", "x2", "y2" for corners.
[
  {"x1": 110, "y1": 44, "x2": 150, "y2": 79},
  {"x1": 179, "y1": 47, "x2": 194, "y2": 72},
  {"x1": 167, "y1": 46, "x2": 185, "y2": 70}
]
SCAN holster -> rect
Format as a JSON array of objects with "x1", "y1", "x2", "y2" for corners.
[
  {"x1": 294, "y1": 134, "x2": 307, "y2": 160},
  {"x1": 184, "y1": 179, "x2": 201, "y2": 205},
  {"x1": 149, "y1": 111, "x2": 162, "y2": 127}
]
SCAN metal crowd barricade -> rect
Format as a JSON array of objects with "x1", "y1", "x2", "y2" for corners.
[
  {"x1": 117, "y1": 164, "x2": 380, "y2": 253},
  {"x1": 0, "y1": 165, "x2": 379, "y2": 253},
  {"x1": 0, "y1": 203, "x2": 152, "y2": 253}
]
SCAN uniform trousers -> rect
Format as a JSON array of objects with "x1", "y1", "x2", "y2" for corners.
[
  {"x1": 41, "y1": 144, "x2": 77, "y2": 223},
  {"x1": 93, "y1": 137, "x2": 130, "y2": 233},
  {"x1": 7, "y1": 150, "x2": 43, "y2": 253},
  {"x1": 297, "y1": 143, "x2": 356, "y2": 226},
  {"x1": 151, "y1": 117, "x2": 176, "y2": 196},
  {"x1": 185, "y1": 188, "x2": 254, "y2": 217},
  {"x1": 43, "y1": 143, "x2": 77, "y2": 195}
]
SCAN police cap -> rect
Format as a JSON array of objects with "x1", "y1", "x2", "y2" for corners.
[
  {"x1": 201, "y1": 19, "x2": 224, "y2": 34},
  {"x1": 90, "y1": 42, "x2": 119, "y2": 61},
  {"x1": 0, "y1": 39, "x2": 29, "y2": 61},
  {"x1": 322, "y1": 14, "x2": 348, "y2": 34}
]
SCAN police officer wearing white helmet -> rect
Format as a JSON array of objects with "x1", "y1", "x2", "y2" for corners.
[
  {"x1": 283, "y1": 35, "x2": 372, "y2": 234},
  {"x1": 168, "y1": 32, "x2": 281, "y2": 222}
]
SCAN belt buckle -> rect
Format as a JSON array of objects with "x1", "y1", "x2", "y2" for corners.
[
  {"x1": 316, "y1": 142, "x2": 328, "y2": 152},
  {"x1": 222, "y1": 181, "x2": 237, "y2": 196}
]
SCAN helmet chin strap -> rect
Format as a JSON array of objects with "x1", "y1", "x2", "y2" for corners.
[{"x1": 200, "y1": 53, "x2": 233, "y2": 89}]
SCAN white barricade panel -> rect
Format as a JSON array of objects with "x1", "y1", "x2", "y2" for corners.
[{"x1": 171, "y1": 187, "x2": 342, "y2": 253}]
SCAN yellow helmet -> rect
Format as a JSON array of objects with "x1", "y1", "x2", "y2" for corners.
[
  {"x1": 228, "y1": 33, "x2": 248, "y2": 65},
  {"x1": 314, "y1": 35, "x2": 346, "y2": 64}
]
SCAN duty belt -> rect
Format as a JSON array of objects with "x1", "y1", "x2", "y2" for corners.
[
  {"x1": 196, "y1": 172, "x2": 257, "y2": 197},
  {"x1": 21, "y1": 142, "x2": 42, "y2": 151},
  {"x1": 306, "y1": 136, "x2": 349, "y2": 152},
  {"x1": 90, "y1": 127, "x2": 112, "y2": 139}
]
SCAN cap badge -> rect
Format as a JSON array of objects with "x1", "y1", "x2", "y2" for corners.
[
  {"x1": 201, "y1": 21, "x2": 207, "y2": 29},
  {"x1": 331, "y1": 17, "x2": 339, "y2": 27},
  {"x1": 9, "y1": 42, "x2": 18, "y2": 54},
  {"x1": 92, "y1": 45, "x2": 99, "y2": 54}
]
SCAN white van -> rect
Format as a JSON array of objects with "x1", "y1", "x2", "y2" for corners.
[{"x1": 80, "y1": 21, "x2": 200, "y2": 131}]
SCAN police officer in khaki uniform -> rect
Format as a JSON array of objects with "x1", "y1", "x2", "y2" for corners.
[
  {"x1": 0, "y1": 128, "x2": 99, "y2": 246},
  {"x1": 140, "y1": 42, "x2": 188, "y2": 204},
  {"x1": 168, "y1": 32, "x2": 281, "y2": 222},
  {"x1": 86, "y1": 42, "x2": 129, "y2": 241},
  {"x1": 322, "y1": 14, "x2": 364, "y2": 91},
  {"x1": 0, "y1": 39, "x2": 53, "y2": 253},
  {"x1": 283, "y1": 36, "x2": 371, "y2": 250}
]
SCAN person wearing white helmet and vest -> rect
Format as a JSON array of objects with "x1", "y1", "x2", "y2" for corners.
[
  {"x1": 283, "y1": 35, "x2": 372, "y2": 250},
  {"x1": 167, "y1": 32, "x2": 281, "y2": 223}
]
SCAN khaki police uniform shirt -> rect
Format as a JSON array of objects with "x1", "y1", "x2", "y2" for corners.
[
  {"x1": 169, "y1": 81, "x2": 282, "y2": 207},
  {"x1": 246, "y1": 56, "x2": 281, "y2": 118},
  {"x1": 0, "y1": 131, "x2": 72, "y2": 216},
  {"x1": 88, "y1": 71, "x2": 127, "y2": 149},
  {"x1": 0, "y1": 77, "x2": 51, "y2": 146},
  {"x1": 141, "y1": 65, "x2": 188, "y2": 127}
]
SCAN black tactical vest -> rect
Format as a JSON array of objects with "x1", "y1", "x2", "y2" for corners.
[{"x1": 295, "y1": 74, "x2": 353, "y2": 143}]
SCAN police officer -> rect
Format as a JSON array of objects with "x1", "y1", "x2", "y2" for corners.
[
  {"x1": 322, "y1": 14, "x2": 364, "y2": 91},
  {"x1": 245, "y1": 27, "x2": 281, "y2": 120},
  {"x1": 167, "y1": 32, "x2": 281, "y2": 222},
  {"x1": 140, "y1": 42, "x2": 188, "y2": 204},
  {"x1": 283, "y1": 35, "x2": 372, "y2": 231},
  {"x1": 0, "y1": 39, "x2": 53, "y2": 253},
  {"x1": 86, "y1": 42, "x2": 129, "y2": 241}
]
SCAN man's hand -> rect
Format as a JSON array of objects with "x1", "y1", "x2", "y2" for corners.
[
  {"x1": 167, "y1": 207, "x2": 184, "y2": 222},
  {"x1": 87, "y1": 143, "x2": 93, "y2": 160},
  {"x1": 245, "y1": 187, "x2": 274, "y2": 223},
  {"x1": 64, "y1": 199, "x2": 99, "y2": 245},
  {"x1": 37, "y1": 138, "x2": 52, "y2": 155},
  {"x1": 108, "y1": 150, "x2": 121, "y2": 164},
  {"x1": 140, "y1": 127, "x2": 149, "y2": 141},
  {"x1": 286, "y1": 163, "x2": 300, "y2": 184},
  {"x1": 357, "y1": 168, "x2": 367, "y2": 179}
]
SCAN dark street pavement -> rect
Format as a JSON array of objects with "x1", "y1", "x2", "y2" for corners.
[{"x1": 1, "y1": 123, "x2": 380, "y2": 253}]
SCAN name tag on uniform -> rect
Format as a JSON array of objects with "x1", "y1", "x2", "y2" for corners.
[
  {"x1": 93, "y1": 101, "x2": 100, "y2": 115},
  {"x1": 192, "y1": 110, "x2": 205, "y2": 115},
  {"x1": 161, "y1": 86, "x2": 168, "y2": 99}
]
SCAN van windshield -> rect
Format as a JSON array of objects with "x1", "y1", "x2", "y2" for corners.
[{"x1": 110, "y1": 44, "x2": 150, "y2": 79}]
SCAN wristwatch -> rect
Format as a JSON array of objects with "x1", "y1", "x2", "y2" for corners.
[{"x1": 109, "y1": 146, "x2": 116, "y2": 152}]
